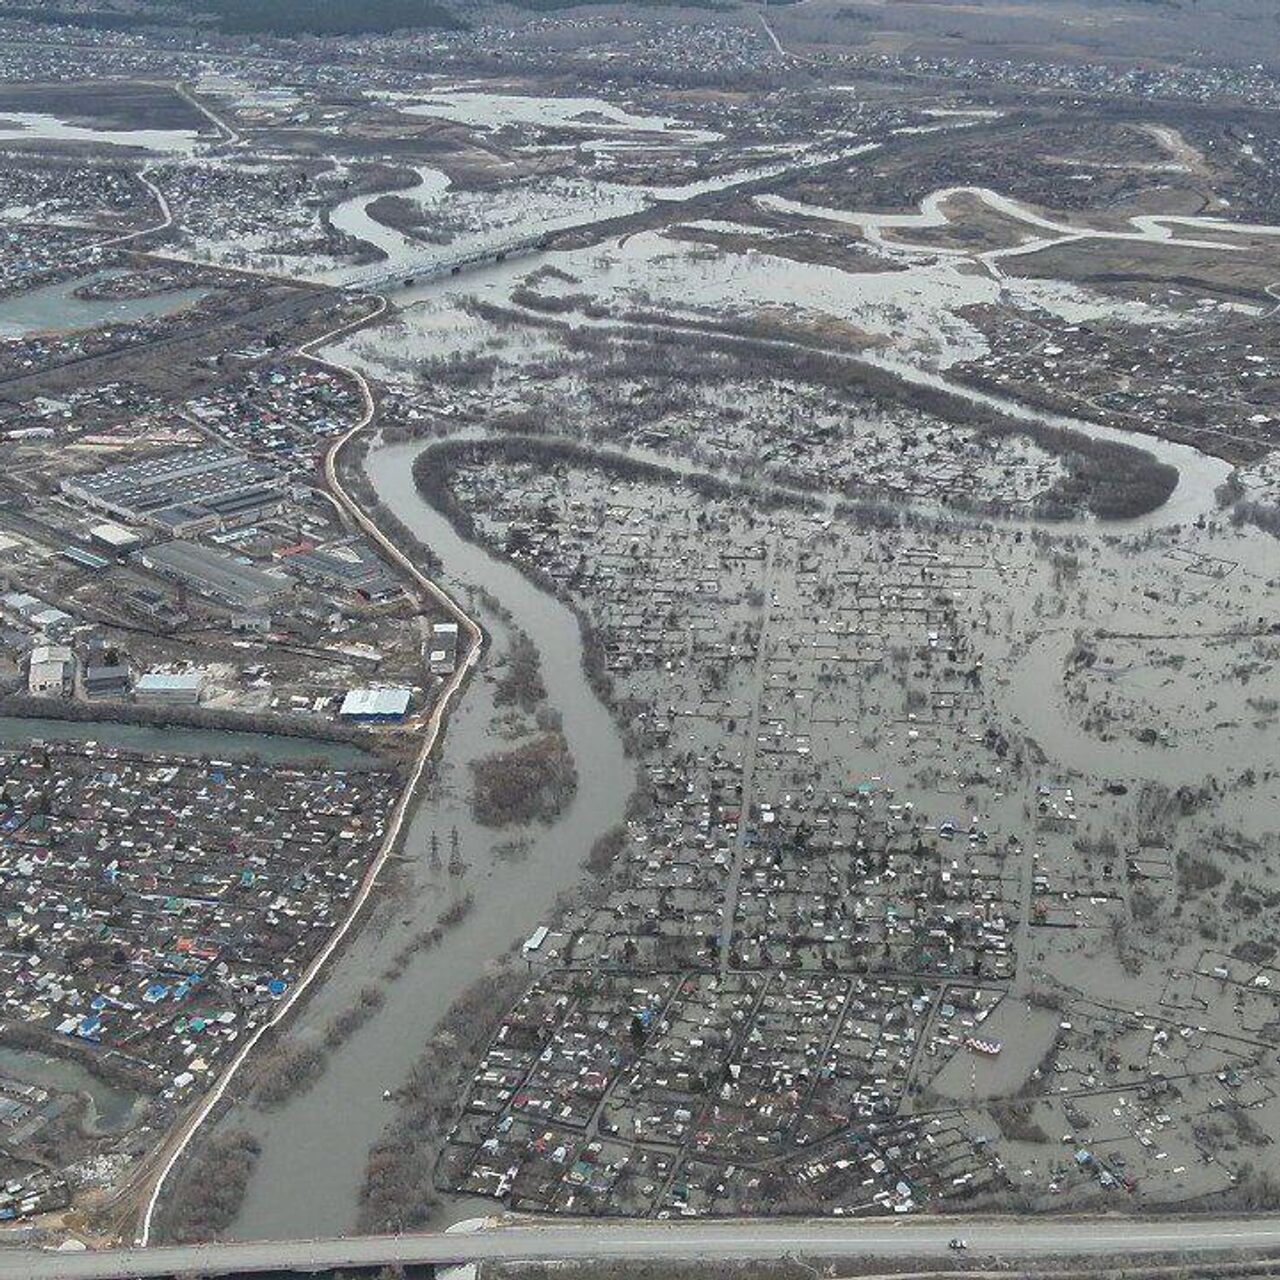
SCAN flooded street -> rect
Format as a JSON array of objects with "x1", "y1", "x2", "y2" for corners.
[{"x1": 221, "y1": 438, "x2": 632, "y2": 1241}]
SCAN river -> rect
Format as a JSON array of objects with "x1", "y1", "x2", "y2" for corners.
[
  {"x1": 214, "y1": 410, "x2": 1221, "y2": 1241},
  {"x1": 0, "y1": 269, "x2": 209, "y2": 340},
  {"x1": 862, "y1": 353, "x2": 1231, "y2": 529},
  {"x1": 326, "y1": 166, "x2": 452, "y2": 280},
  {"x1": 219, "y1": 437, "x2": 632, "y2": 1241},
  {"x1": 320, "y1": 141, "x2": 886, "y2": 290},
  {"x1": 214, "y1": 123, "x2": 1235, "y2": 1238}
]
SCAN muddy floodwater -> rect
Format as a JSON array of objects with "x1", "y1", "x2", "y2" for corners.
[
  {"x1": 0, "y1": 1045, "x2": 140, "y2": 1134},
  {"x1": 0, "y1": 716, "x2": 370, "y2": 766},
  {"x1": 210, "y1": 119, "x2": 1242, "y2": 1237},
  {"x1": 0, "y1": 111, "x2": 201, "y2": 153},
  {"x1": 0, "y1": 269, "x2": 209, "y2": 339},
  {"x1": 220, "y1": 438, "x2": 632, "y2": 1240}
]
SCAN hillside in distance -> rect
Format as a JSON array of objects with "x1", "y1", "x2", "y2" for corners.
[
  {"x1": 0, "y1": 0, "x2": 466, "y2": 35},
  {"x1": 770, "y1": 0, "x2": 1280, "y2": 73}
]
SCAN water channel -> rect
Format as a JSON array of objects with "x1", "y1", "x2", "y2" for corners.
[
  {"x1": 221, "y1": 437, "x2": 633, "y2": 1240},
  {"x1": 0, "y1": 1045, "x2": 139, "y2": 1135},
  {"x1": 0, "y1": 269, "x2": 210, "y2": 340},
  {"x1": 0, "y1": 716, "x2": 371, "y2": 766}
]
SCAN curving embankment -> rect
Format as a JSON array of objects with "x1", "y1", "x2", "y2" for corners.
[{"x1": 135, "y1": 295, "x2": 484, "y2": 1246}]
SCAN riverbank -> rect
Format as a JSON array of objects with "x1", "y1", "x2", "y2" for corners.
[
  {"x1": 0, "y1": 701, "x2": 376, "y2": 764},
  {"x1": 134, "y1": 292, "x2": 484, "y2": 1248},
  {"x1": 197, "y1": 436, "x2": 631, "y2": 1241}
]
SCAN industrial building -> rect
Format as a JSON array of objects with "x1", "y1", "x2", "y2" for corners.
[
  {"x1": 135, "y1": 671, "x2": 204, "y2": 705},
  {"x1": 60, "y1": 445, "x2": 286, "y2": 535},
  {"x1": 279, "y1": 538, "x2": 398, "y2": 602},
  {"x1": 2, "y1": 592, "x2": 73, "y2": 638},
  {"x1": 61, "y1": 546, "x2": 110, "y2": 572},
  {"x1": 136, "y1": 540, "x2": 292, "y2": 611},
  {"x1": 27, "y1": 643, "x2": 73, "y2": 698},
  {"x1": 84, "y1": 662, "x2": 131, "y2": 699},
  {"x1": 429, "y1": 621, "x2": 460, "y2": 674},
  {"x1": 90, "y1": 521, "x2": 143, "y2": 555},
  {"x1": 338, "y1": 686, "x2": 412, "y2": 722}
]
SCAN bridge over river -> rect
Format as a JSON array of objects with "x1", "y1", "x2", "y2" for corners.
[
  {"x1": 8, "y1": 1216, "x2": 1280, "y2": 1279},
  {"x1": 339, "y1": 231, "x2": 551, "y2": 294}
]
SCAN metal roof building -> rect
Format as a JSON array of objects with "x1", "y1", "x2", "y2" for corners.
[
  {"x1": 135, "y1": 672, "x2": 204, "y2": 705},
  {"x1": 137, "y1": 540, "x2": 291, "y2": 611},
  {"x1": 338, "y1": 687, "x2": 412, "y2": 722}
]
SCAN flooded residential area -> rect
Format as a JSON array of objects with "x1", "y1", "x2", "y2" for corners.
[{"x1": 0, "y1": 2, "x2": 1279, "y2": 1277}]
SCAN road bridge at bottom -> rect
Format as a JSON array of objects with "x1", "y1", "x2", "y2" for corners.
[{"x1": 5, "y1": 1216, "x2": 1280, "y2": 1279}]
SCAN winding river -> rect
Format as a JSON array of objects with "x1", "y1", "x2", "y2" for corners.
[
  {"x1": 862, "y1": 353, "x2": 1232, "y2": 529},
  {"x1": 756, "y1": 184, "x2": 1280, "y2": 271},
  {"x1": 217, "y1": 129, "x2": 1246, "y2": 1239},
  {"x1": 326, "y1": 165, "x2": 452, "y2": 283},
  {"x1": 220, "y1": 438, "x2": 632, "y2": 1241}
]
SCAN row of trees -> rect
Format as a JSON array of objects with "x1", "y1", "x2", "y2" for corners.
[
  {"x1": 253, "y1": 986, "x2": 387, "y2": 1108},
  {"x1": 359, "y1": 970, "x2": 529, "y2": 1231},
  {"x1": 155, "y1": 1130, "x2": 260, "y2": 1243}
]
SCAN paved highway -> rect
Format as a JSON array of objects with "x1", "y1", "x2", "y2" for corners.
[{"x1": 7, "y1": 1217, "x2": 1280, "y2": 1279}]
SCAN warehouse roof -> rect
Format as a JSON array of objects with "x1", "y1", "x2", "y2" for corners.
[
  {"x1": 339, "y1": 687, "x2": 411, "y2": 719},
  {"x1": 91, "y1": 521, "x2": 142, "y2": 549},
  {"x1": 136, "y1": 672, "x2": 204, "y2": 694},
  {"x1": 138, "y1": 540, "x2": 290, "y2": 609}
]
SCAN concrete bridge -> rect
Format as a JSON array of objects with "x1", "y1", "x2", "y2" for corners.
[
  {"x1": 344, "y1": 232, "x2": 551, "y2": 294},
  {"x1": 7, "y1": 1216, "x2": 1280, "y2": 1279}
]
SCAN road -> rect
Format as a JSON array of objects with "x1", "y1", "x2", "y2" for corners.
[
  {"x1": 759, "y1": 12, "x2": 786, "y2": 57},
  {"x1": 98, "y1": 168, "x2": 172, "y2": 250},
  {"x1": 717, "y1": 534, "x2": 776, "y2": 974},
  {"x1": 173, "y1": 80, "x2": 242, "y2": 148},
  {"x1": 9, "y1": 1216, "x2": 1280, "y2": 1278}
]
